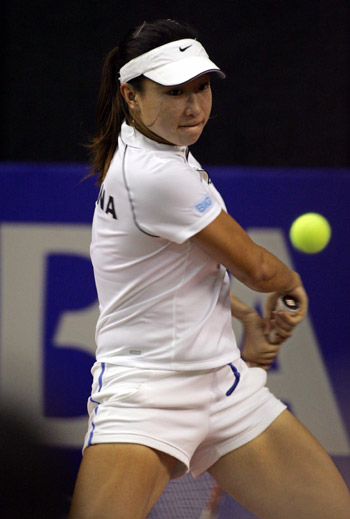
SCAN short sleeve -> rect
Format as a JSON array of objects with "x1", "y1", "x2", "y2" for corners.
[{"x1": 124, "y1": 152, "x2": 222, "y2": 243}]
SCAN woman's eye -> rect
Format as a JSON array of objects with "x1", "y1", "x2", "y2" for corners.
[
  {"x1": 199, "y1": 82, "x2": 210, "y2": 91},
  {"x1": 168, "y1": 89, "x2": 182, "y2": 96},
  {"x1": 167, "y1": 82, "x2": 210, "y2": 96}
]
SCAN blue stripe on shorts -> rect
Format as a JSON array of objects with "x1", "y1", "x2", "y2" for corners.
[{"x1": 87, "y1": 362, "x2": 106, "y2": 446}]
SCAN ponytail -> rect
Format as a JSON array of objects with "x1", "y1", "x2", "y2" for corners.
[{"x1": 88, "y1": 47, "x2": 128, "y2": 185}]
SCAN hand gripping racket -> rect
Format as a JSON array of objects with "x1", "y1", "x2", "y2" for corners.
[{"x1": 268, "y1": 295, "x2": 299, "y2": 343}]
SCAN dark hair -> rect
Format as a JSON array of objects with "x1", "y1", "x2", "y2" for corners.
[{"x1": 89, "y1": 19, "x2": 198, "y2": 185}]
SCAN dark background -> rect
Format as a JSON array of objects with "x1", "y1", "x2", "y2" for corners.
[{"x1": 2, "y1": 0, "x2": 348, "y2": 167}]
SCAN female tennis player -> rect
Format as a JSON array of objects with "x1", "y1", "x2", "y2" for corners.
[{"x1": 69, "y1": 19, "x2": 350, "y2": 519}]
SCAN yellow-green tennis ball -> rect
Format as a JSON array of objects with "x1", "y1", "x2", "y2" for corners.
[{"x1": 289, "y1": 213, "x2": 331, "y2": 253}]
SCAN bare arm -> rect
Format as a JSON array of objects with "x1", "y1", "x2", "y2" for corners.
[
  {"x1": 230, "y1": 293, "x2": 280, "y2": 368},
  {"x1": 229, "y1": 292, "x2": 258, "y2": 322},
  {"x1": 192, "y1": 210, "x2": 302, "y2": 295},
  {"x1": 230, "y1": 291, "x2": 308, "y2": 369}
]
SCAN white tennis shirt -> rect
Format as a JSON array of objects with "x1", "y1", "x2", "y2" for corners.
[{"x1": 90, "y1": 121, "x2": 240, "y2": 370}]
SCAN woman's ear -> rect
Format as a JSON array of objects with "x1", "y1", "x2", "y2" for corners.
[{"x1": 120, "y1": 83, "x2": 138, "y2": 110}]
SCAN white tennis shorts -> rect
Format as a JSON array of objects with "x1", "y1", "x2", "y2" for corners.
[{"x1": 83, "y1": 357, "x2": 286, "y2": 478}]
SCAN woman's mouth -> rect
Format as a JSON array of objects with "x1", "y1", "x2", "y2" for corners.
[{"x1": 179, "y1": 122, "x2": 202, "y2": 128}]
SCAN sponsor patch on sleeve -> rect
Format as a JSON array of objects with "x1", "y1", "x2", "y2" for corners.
[{"x1": 195, "y1": 195, "x2": 213, "y2": 214}]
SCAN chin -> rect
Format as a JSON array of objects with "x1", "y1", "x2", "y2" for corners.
[
  {"x1": 186, "y1": 137, "x2": 200, "y2": 147},
  {"x1": 178, "y1": 129, "x2": 203, "y2": 147},
  {"x1": 184, "y1": 133, "x2": 202, "y2": 146}
]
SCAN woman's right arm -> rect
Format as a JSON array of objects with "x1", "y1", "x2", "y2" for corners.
[
  {"x1": 192, "y1": 209, "x2": 308, "y2": 323},
  {"x1": 192, "y1": 210, "x2": 304, "y2": 296}
]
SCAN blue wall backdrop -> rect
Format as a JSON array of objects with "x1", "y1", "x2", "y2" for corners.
[{"x1": 1, "y1": 163, "x2": 349, "y2": 517}]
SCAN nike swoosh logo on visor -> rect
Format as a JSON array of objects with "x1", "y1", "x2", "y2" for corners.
[{"x1": 179, "y1": 45, "x2": 192, "y2": 52}]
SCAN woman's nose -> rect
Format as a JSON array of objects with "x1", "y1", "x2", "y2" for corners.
[{"x1": 184, "y1": 93, "x2": 201, "y2": 116}]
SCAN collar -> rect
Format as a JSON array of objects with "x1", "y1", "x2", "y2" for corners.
[{"x1": 120, "y1": 121, "x2": 188, "y2": 155}]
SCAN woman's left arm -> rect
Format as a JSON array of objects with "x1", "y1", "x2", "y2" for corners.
[{"x1": 230, "y1": 293, "x2": 299, "y2": 370}]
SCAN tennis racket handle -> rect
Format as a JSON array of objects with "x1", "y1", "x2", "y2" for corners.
[{"x1": 268, "y1": 295, "x2": 299, "y2": 343}]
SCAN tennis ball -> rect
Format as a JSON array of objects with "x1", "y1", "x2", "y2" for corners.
[{"x1": 289, "y1": 213, "x2": 331, "y2": 253}]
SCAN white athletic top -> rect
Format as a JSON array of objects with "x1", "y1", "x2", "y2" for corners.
[{"x1": 90, "y1": 121, "x2": 240, "y2": 370}]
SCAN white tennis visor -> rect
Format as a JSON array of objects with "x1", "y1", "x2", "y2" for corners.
[{"x1": 119, "y1": 39, "x2": 225, "y2": 86}]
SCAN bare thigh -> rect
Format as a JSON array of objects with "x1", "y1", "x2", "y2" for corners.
[
  {"x1": 68, "y1": 443, "x2": 177, "y2": 519},
  {"x1": 209, "y1": 410, "x2": 350, "y2": 519}
]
